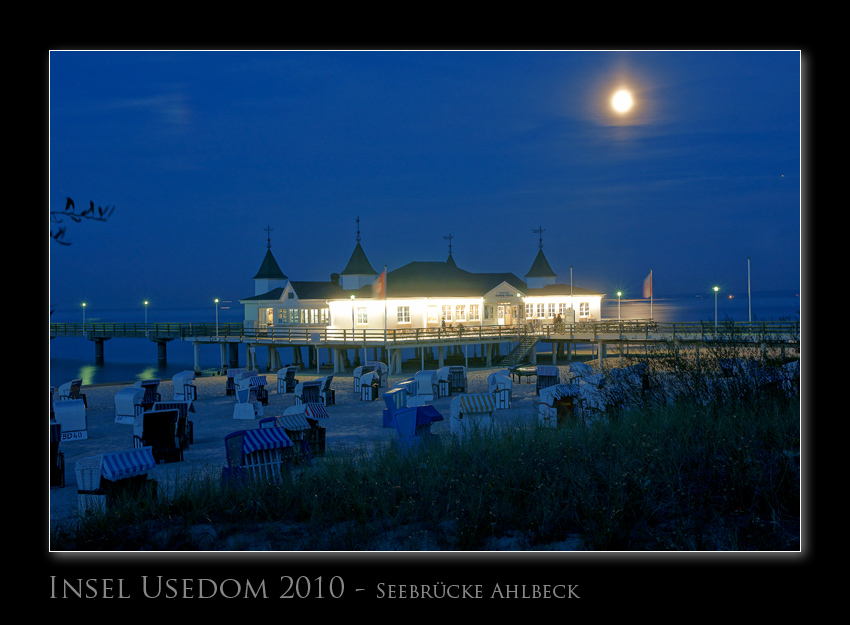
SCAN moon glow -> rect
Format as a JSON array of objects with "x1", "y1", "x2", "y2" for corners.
[{"x1": 611, "y1": 89, "x2": 633, "y2": 113}]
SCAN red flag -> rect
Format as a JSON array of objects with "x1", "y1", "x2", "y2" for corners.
[
  {"x1": 643, "y1": 271, "x2": 652, "y2": 298},
  {"x1": 372, "y1": 268, "x2": 386, "y2": 299}
]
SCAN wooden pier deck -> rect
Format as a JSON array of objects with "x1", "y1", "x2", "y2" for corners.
[{"x1": 50, "y1": 319, "x2": 800, "y2": 374}]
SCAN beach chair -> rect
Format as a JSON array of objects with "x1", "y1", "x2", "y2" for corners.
[
  {"x1": 435, "y1": 367, "x2": 453, "y2": 398},
  {"x1": 536, "y1": 365, "x2": 560, "y2": 395},
  {"x1": 366, "y1": 361, "x2": 388, "y2": 388},
  {"x1": 277, "y1": 366, "x2": 299, "y2": 394},
  {"x1": 52, "y1": 398, "x2": 88, "y2": 441},
  {"x1": 75, "y1": 447, "x2": 157, "y2": 514},
  {"x1": 359, "y1": 370, "x2": 380, "y2": 401},
  {"x1": 233, "y1": 375, "x2": 265, "y2": 420},
  {"x1": 294, "y1": 380, "x2": 322, "y2": 405},
  {"x1": 151, "y1": 401, "x2": 195, "y2": 449},
  {"x1": 293, "y1": 403, "x2": 330, "y2": 456},
  {"x1": 274, "y1": 412, "x2": 314, "y2": 463},
  {"x1": 56, "y1": 379, "x2": 87, "y2": 408},
  {"x1": 114, "y1": 387, "x2": 145, "y2": 424},
  {"x1": 247, "y1": 374, "x2": 269, "y2": 405},
  {"x1": 319, "y1": 375, "x2": 335, "y2": 406},
  {"x1": 353, "y1": 365, "x2": 376, "y2": 392},
  {"x1": 50, "y1": 422, "x2": 65, "y2": 487},
  {"x1": 382, "y1": 388, "x2": 408, "y2": 428},
  {"x1": 385, "y1": 397, "x2": 442, "y2": 453},
  {"x1": 537, "y1": 384, "x2": 581, "y2": 428},
  {"x1": 448, "y1": 366, "x2": 467, "y2": 394},
  {"x1": 172, "y1": 370, "x2": 197, "y2": 401},
  {"x1": 413, "y1": 370, "x2": 438, "y2": 401},
  {"x1": 222, "y1": 428, "x2": 293, "y2": 486},
  {"x1": 450, "y1": 393, "x2": 496, "y2": 439},
  {"x1": 133, "y1": 409, "x2": 183, "y2": 463},
  {"x1": 226, "y1": 368, "x2": 245, "y2": 396},
  {"x1": 487, "y1": 370, "x2": 513, "y2": 409},
  {"x1": 133, "y1": 379, "x2": 161, "y2": 410}
]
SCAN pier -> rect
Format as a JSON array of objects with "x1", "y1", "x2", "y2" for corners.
[{"x1": 50, "y1": 319, "x2": 800, "y2": 375}]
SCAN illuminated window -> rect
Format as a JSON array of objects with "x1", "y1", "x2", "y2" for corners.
[
  {"x1": 579, "y1": 302, "x2": 589, "y2": 317},
  {"x1": 356, "y1": 307, "x2": 368, "y2": 324},
  {"x1": 548, "y1": 303, "x2": 555, "y2": 318},
  {"x1": 559, "y1": 303, "x2": 567, "y2": 316},
  {"x1": 397, "y1": 306, "x2": 410, "y2": 323},
  {"x1": 441, "y1": 305, "x2": 452, "y2": 322},
  {"x1": 455, "y1": 305, "x2": 466, "y2": 322},
  {"x1": 484, "y1": 305, "x2": 493, "y2": 321},
  {"x1": 537, "y1": 303, "x2": 545, "y2": 318},
  {"x1": 320, "y1": 308, "x2": 329, "y2": 324},
  {"x1": 427, "y1": 306, "x2": 439, "y2": 323},
  {"x1": 469, "y1": 304, "x2": 480, "y2": 321},
  {"x1": 525, "y1": 304, "x2": 533, "y2": 318}
]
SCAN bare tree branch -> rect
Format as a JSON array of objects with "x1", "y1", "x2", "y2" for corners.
[{"x1": 50, "y1": 196, "x2": 115, "y2": 245}]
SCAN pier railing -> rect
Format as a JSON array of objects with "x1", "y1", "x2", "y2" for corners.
[{"x1": 50, "y1": 319, "x2": 799, "y2": 345}]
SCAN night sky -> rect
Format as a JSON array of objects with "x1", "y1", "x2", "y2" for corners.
[{"x1": 48, "y1": 50, "x2": 801, "y2": 315}]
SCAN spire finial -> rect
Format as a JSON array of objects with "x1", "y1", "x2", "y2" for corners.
[
  {"x1": 356, "y1": 215, "x2": 361, "y2": 243},
  {"x1": 443, "y1": 233, "x2": 454, "y2": 256},
  {"x1": 532, "y1": 226, "x2": 545, "y2": 249},
  {"x1": 264, "y1": 225, "x2": 273, "y2": 249}
]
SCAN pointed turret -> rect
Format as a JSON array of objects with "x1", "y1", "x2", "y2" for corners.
[
  {"x1": 525, "y1": 226, "x2": 557, "y2": 288},
  {"x1": 252, "y1": 226, "x2": 288, "y2": 296},
  {"x1": 339, "y1": 216, "x2": 378, "y2": 290}
]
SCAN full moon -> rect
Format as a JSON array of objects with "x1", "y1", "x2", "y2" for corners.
[{"x1": 612, "y1": 89, "x2": 633, "y2": 113}]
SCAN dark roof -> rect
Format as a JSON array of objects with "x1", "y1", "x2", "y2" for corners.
[
  {"x1": 525, "y1": 284, "x2": 605, "y2": 297},
  {"x1": 288, "y1": 281, "x2": 347, "y2": 300},
  {"x1": 241, "y1": 287, "x2": 285, "y2": 302},
  {"x1": 340, "y1": 242, "x2": 377, "y2": 276},
  {"x1": 524, "y1": 249, "x2": 556, "y2": 278},
  {"x1": 252, "y1": 249, "x2": 287, "y2": 281},
  {"x1": 386, "y1": 260, "x2": 526, "y2": 298}
]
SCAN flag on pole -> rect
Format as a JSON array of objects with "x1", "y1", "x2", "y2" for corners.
[
  {"x1": 643, "y1": 270, "x2": 653, "y2": 299},
  {"x1": 372, "y1": 268, "x2": 386, "y2": 299}
]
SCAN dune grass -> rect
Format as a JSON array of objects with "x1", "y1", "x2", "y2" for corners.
[{"x1": 50, "y1": 345, "x2": 800, "y2": 551}]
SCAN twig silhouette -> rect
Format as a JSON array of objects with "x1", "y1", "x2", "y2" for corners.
[{"x1": 50, "y1": 197, "x2": 115, "y2": 245}]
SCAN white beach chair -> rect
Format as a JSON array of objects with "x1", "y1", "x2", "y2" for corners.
[
  {"x1": 114, "y1": 387, "x2": 145, "y2": 425},
  {"x1": 52, "y1": 398, "x2": 88, "y2": 441},
  {"x1": 449, "y1": 393, "x2": 496, "y2": 439},
  {"x1": 172, "y1": 370, "x2": 197, "y2": 401}
]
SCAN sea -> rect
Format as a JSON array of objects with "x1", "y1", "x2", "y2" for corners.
[{"x1": 48, "y1": 290, "x2": 801, "y2": 389}]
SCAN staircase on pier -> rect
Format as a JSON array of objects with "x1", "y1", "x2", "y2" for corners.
[{"x1": 498, "y1": 334, "x2": 540, "y2": 367}]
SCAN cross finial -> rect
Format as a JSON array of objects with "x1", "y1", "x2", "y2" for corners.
[
  {"x1": 356, "y1": 215, "x2": 361, "y2": 243},
  {"x1": 443, "y1": 233, "x2": 454, "y2": 255},
  {"x1": 264, "y1": 225, "x2": 273, "y2": 249},
  {"x1": 532, "y1": 226, "x2": 545, "y2": 249}
]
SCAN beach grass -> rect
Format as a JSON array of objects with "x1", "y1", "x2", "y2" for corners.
[{"x1": 50, "y1": 344, "x2": 800, "y2": 551}]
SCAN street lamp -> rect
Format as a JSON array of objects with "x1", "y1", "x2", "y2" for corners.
[
  {"x1": 215, "y1": 298, "x2": 219, "y2": 339},
  {"x1": 617, "y1": 292, "x2": 622, "y2": 320},
  {"x1": 144, "y1": 300, "x2": 149, "y2": 336},
  {"x1": 82, "y1": 302, "x2": 86, "y2": 324},
  {"x1": 713, "y1": 287, "x2": 719, "y2": 332}
]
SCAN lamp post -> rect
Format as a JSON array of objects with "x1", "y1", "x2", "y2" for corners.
[
  {"x1": 617, "y1": 292, "x2": 622, "y2": 320},
  {"x1": 82, "y1": 302, "x2": 86, "y2": 324},
  {"x1": 144, "y1": 300, "x2": 149, "y2": 336},
  {"x1": 713, "y1": 287, "x2": 719, "y2": 333},
  {"x1": 215, "y1": 298, "x2": 219, "y2": 339}
]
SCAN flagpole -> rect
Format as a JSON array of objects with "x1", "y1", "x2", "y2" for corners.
[
  {"x1": 383, "y1": 265, "x2": 387, "y2": 367},
  {"x1": 650, "y1": 269, "x2": 653, "y2": 320},
  {"x1": 747, "y1": 257, "x2": 751, "y2": 323}
]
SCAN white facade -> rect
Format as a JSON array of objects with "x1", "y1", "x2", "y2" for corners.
[{"x1": 240, "y1": 244, "x2": 604, "y2": 331}]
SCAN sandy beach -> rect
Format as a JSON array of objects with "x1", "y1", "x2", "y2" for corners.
[{"x1": 49, "y1": 365, "x2": 560, "y2": 529}]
